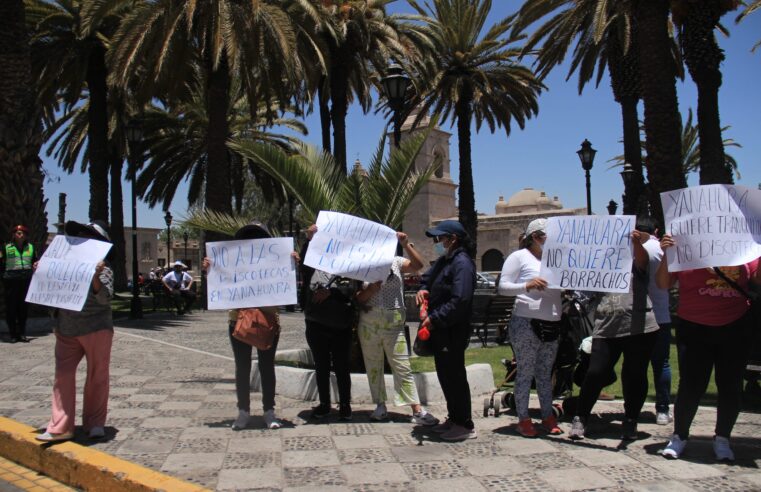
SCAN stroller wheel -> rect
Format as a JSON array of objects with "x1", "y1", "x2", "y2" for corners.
[
  {"x1": 483, "y1": 397, "x2": 491, "y2": 417},
  {"x1": 493, "y1": 397, "x2": 501, "y2": 417},
  {"x1": 552, "y1": 403, "x2": 563, "y2": 419},
  {"x1": 502, "y1": 392, "x2": 515, "y2": 409}
]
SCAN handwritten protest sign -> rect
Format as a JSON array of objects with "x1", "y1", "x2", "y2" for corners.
[
  {"x1": 661, "y1": 184, "x2": 761, "y2": 272},
  {"x1": 26, "y1": 235, "x2": 112, "y2": 311},
  {"x1": 539, "y1": 215, "x2": 635, "y2": 293},
  {"x1": 206, "y1": 238, "x2": 297, "y2": 310},
  {"x1": 304, "y1": 211, "x2": 397, "y2": 283}
]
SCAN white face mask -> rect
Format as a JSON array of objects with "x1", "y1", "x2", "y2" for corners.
[{"x1": 434, "y1": 242, "x2": 447, "y2": 256}]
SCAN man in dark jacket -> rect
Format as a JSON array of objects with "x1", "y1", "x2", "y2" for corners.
[
  {"x1": 415, "y1": 220, "x2": 476, "y2": 441},
  {"x1": 1, "y1": 225, "x2": 37, "y2": 343}
]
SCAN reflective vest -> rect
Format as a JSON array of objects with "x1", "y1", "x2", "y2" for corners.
[{"x1": 4, "y1": 243, "x2": 34, "y2": 271}]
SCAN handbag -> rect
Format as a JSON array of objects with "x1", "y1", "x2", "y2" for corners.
[
  {"x1": 413, "y1": 323, "x2": 434, "y2": 357},
  {"x1": 232, "y1": 308, "x2": 279, "y2": 350},
  {"x1": 712, "y1": 267, "x2": 761, "y2": 324},
  {"x1": 304, "y1": 276, "x2": 356, "y2": 330},
  {"x1": 530, "y1": 318, "x2": 563, "y2": 342}
]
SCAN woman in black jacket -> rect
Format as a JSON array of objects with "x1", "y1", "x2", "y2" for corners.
[{"x1": 415, "y1": 220, "x2": 477, "y2": 441}]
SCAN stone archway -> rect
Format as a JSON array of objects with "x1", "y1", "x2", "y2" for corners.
[{"x1": 481, "y1": 249, "x2": 505, "y2": 272}]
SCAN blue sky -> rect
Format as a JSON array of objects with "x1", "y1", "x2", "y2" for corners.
[{"x1": 41, "y1": 2, "x2": 761, "y2": 231}]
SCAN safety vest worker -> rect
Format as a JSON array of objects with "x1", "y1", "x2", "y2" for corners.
[{"x1": 1, "y1": 224, "x2": 38, "y2": 343}]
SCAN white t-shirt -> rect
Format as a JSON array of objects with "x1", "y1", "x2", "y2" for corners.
[
  {"x1": 498, "y1": 248, "x2": 561, "y2": 321},
  {"x1": 642, "y1": 237, "x2": 671, "y2": 324},
  {"x1": 163, "y1": 270, "x2": 192, "y2": 289},
  {"x1": 364, "y1": 256, "x2": 407, "y2": 310}
]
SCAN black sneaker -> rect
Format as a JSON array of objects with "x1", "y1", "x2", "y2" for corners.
[
  {"x1": 311, "y1": 404, "x2": 331, "y2": 419},
  {"x1": 621, "y1": 418, "x2": 638, "y2": 441},
  {"x1": 338, "y1": 404, "x2": 352, "y2": 421}
]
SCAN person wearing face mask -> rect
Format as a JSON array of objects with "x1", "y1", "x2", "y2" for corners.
[
  {"x1": 415, "y1": 220, "x2": 477, "y2": 441},
  {"x1": 498, "y1": 219, "x2": 563, "y2": 437}
]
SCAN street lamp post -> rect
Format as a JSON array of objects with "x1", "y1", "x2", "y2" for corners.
[
  {"x1": 125, "y1": 119, "x2": 143, "y2": 319},
  {"x1": 164, "y1": 211, "x2": 173, "y2": 267},
  {"x1": 183, "y1": 231, "x2": 189, "y2": 267},
  {"x1": 577, "y1": 139, "x2": 597, "y2": 215},
  {"x1": 620, "y1": 162, "x2": 636, "y2": 215},
  {"x1": 381, "y1": 64, "x2": 410, "y2": 147},
  {"x1": 606, "y1": 200, "x2": 618, "y2": 215}
]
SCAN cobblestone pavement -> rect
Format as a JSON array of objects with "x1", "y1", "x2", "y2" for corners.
[{"x1": 2, "y1": 311, "x2": 761, "y2": 491}]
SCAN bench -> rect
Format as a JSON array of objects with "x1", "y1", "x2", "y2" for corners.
[{"x1": 471, "y1": 295, "x2": 515, "y2": 347}]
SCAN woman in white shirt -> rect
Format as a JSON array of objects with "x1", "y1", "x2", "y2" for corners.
[{"x1": 498, "y1": 219, "x2": 563, "y2": 437}]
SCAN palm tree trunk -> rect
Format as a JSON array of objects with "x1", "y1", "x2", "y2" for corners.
[
  {"x1": 680, "y1": 2, "x2": 732, "y2": 185},
  {"x1": 456, "y1": 92, "x2": 477, "y2": 258},
  {"x1": 0, "y1": 0, "x2": 48, "y2": 317},
  {"x1": 110, "y1": 152, "x2": 128, "y2": 291},
  {"x1": 319, "y1": 79, "x2": 331, "y2": 153},
  {"x1": 634, "y1": 0, "x2": 687, "y2": 225},
  {"x1": 86, "y1": 45, "x2": 110, "y2": 222},
  {"x1": 620, "y1": 95, "x2": 647, "y2": 215},
  {"x1": 205, "y1": 52, "x2": 233, "y2": 240},
  {"x1": 330, "y1": 53, "x2": 349, "y2": 175}
]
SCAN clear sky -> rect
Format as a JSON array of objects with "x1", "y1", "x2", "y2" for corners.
[{"x1": 40, "y1": 2, "x2": 761, "y2": 231}]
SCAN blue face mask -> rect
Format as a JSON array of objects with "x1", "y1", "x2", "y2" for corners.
[{"x1": 434, "y1": 242, "x2": 447, "y2": 256}]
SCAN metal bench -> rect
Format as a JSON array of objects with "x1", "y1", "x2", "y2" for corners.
[{"x1": 472, "y1": 295, "x2": 515, "y2": 347}]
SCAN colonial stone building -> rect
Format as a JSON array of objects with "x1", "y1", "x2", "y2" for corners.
[{"x1": 396, "y1": 113, "x2": 586, "y2": 271}]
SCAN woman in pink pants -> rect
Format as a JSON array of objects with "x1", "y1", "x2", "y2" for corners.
[{"x1": 36, "y1": 220, "x2": 114, "y2": 442}]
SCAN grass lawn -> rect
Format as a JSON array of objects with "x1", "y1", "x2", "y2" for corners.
[{"x1": 408, "y1": 342, "x2": 761, "y2": 410}]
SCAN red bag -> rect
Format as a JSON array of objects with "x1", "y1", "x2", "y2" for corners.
[{"x1": 232, "y1": 308, "x2": 279, "y2": 350}]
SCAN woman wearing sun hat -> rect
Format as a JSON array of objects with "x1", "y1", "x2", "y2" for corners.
[{"x1": 36, "y1": 220, "x2": 114, "y2": 442}]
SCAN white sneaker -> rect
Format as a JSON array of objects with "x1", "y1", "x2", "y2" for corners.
[
  {"x1": 231, "y1": 409, "x2": 250, "y2": 430},
  {"x1": 713, "y1": 436, "x2": 735, "y2": 462},
  {"x1": 264, "y1": 409, "x2": 281, "y2": 430},
  {"x1": 370, "y1": 403, "x2": 388, "y2": 421},
  {"x1": 656, "y1": 412, "x2": 673, "y2": 425},
  {"x1": 412, "y1": 409, "x2": 439, "y2": 426},
  {"x1": 568, "y1": 416, "x2": 585, "y2": 440},
  {"x1": 662, "y1": 434, "x2": 687, "y2": 459},
  {"x1": 88, "y1": 426, "x2": 105, "y2": 439},
  {"x1": 35, "y1": 431, "x2": 74, "y2": 442}
]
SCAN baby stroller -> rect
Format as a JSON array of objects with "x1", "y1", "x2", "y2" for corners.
[{"x1": 483, "y1": 293, "x2": 593, "y2": 418}]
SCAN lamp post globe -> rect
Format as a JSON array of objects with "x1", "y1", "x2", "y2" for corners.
[
  {"x1": 607, "y1": 200, "x2": 618, "y2": 215},
  {"x1": 381, "y1": 63, "x2": 410, "y2": 147},
  {"x1": 164, "y1": 211, "x2": 173, "y2": 268},
  {"x1": 577, "y1": 139, "x2": 596, "y2": 215},
  {"x1": 126, "y1": 119, "x2": 143, "y2": 319}
]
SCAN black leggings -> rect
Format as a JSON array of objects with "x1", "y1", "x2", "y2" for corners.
[
  {"x1": 576, "y1": 331, "x2": 658, "y2": 421},
  {"x1": 3, "y1": 277, "x2": 31, "y2": 337},
  {"x1": 305, "y1": 321, "x2": 352, "y2": 406},
  {"x1": 434, "y1": 343, "x2": 473, "y2": 429},
  {"x1": 674, "y1": 313, "x2": 753, "y2": 439},
  {"x1": 228, "y1": 322, "x2": 279, "y2": 413}
]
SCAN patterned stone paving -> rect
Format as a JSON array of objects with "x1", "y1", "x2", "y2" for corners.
[{"x1": 2, "y1": 310, "x2": 761, "y2": 491}]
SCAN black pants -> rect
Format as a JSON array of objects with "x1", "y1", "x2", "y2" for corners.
[
  {"x1": 305, "y1": 321, "x2": 351, "y2": 406},
  {"x1": 433, "y1": 340, "x2": 473, "y2": 429},
  {"x1": 3, "y1": 278, "x2": 31, "y2": 338},
  {"x1": 169, "y1": 289, "x2": 196, "y2": 312},
  {"x1": 674, "y1": 313, "x2": 752, "y2": 439},
  {"x1": 228, "y1": 322, "x2": 280, "y2": 412},
  {"x1": 576, "y1": 331, "x2": 658, "y2": 421}
]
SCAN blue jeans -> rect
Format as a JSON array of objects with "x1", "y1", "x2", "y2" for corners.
[{"x1": 650, "y1": 323, "x2": 672, "y2": 413}]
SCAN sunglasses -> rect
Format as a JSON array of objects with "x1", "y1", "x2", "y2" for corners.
[{"x1": 432, "y1": 235, "x2": 451, "y2": 243}]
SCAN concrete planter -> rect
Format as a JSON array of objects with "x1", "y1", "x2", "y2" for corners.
[{"x1": 254, "y1": 348, "x2": 494, "y2": 404}]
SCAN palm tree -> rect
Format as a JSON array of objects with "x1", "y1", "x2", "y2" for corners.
[
  {"x1": 515, "y1": 1, "x2": 650, "y2": 215},
  {"x1": 26, "y1": 0, "x2": 127, "y2": 222},
  {"x1": 671, "y1": 0, "x2": 740, "y2": 185},
  {"x1": 407, "y1": 0, "x2": 544, "y2": 254},
  {"x1": 110, "y1": 0, "x2": 304, "y2": 220},
  {"x1": 633, "y1": 0, "x2": 687, "y2": 224},
  {"x1": 736, "y1": 0, "x2": 761, "y2": 51},
  {"x1": 0, "y1": 0, "x2": 48, "y2": 256}
]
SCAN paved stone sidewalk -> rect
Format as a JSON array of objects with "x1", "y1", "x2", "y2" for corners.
[{"x1": 2, "y1": 311, "x2": 761, "y2": 491}]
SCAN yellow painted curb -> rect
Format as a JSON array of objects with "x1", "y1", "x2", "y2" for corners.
[{"x1": 0, "y1": 417, "x2": 209, "y2": 492}]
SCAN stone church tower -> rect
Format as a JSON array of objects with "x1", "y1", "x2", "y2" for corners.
[{"x1": 395, "y1": 109, "x2": 458, "y2": 265}]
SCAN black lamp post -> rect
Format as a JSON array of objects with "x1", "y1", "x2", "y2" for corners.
[
  {"x1": 606, "y1": 200, "x2": 618, "y2": 215},
  {"x1": 619, "y1": 162, "x2": 636, "y2": 215},
  {"x1": 577, "y1": 139, "x2": 597, "y2": 215},
  {"x1": 381, "y1": 64, "x2": 410, "y2": 147},
  {"x1": 125, "y1": 119, "x2": 143, "y2": 319},
  {"x1": 183, "y1": 231, "x2": 189, "y2": 267},
  {"x1": 164, "y1": 210, "x2": 172, "y2": 267}
]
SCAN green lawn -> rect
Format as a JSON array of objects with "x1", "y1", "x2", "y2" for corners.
[{"x1": 408, "y1": 343, "x2": 754, "y2": 409}]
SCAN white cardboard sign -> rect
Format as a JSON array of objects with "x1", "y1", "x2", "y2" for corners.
[
  {"x1": 661, "y1": 184, "x2": 761, "y2": 272},
  {"x1": 205, "y1": 238, "x2": 297, "y2": 310},
  {"x1": 539, "y1": 215, "x2": 635, "y2": 293},
  {"x1": 304, "y1": 211, "x2": 397, "y2": 283},
  {"x1": 26, "y1": 235, "x2": 112, "y2": 311}
]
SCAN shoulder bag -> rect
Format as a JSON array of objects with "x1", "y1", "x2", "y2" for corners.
[
  {"x1": 304, "y1": 276, "x2": 356, "y2": 330},
  {"x1": 232, "y1": 308, "x2": 279, "y2": 350},
  {"x1": 712, "y1": 267, "x2": 760, "y2": 325}
]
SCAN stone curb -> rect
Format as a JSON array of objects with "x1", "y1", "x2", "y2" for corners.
[{"x1": 0, "y1": 416, "x2": 208, "y2": 492}]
